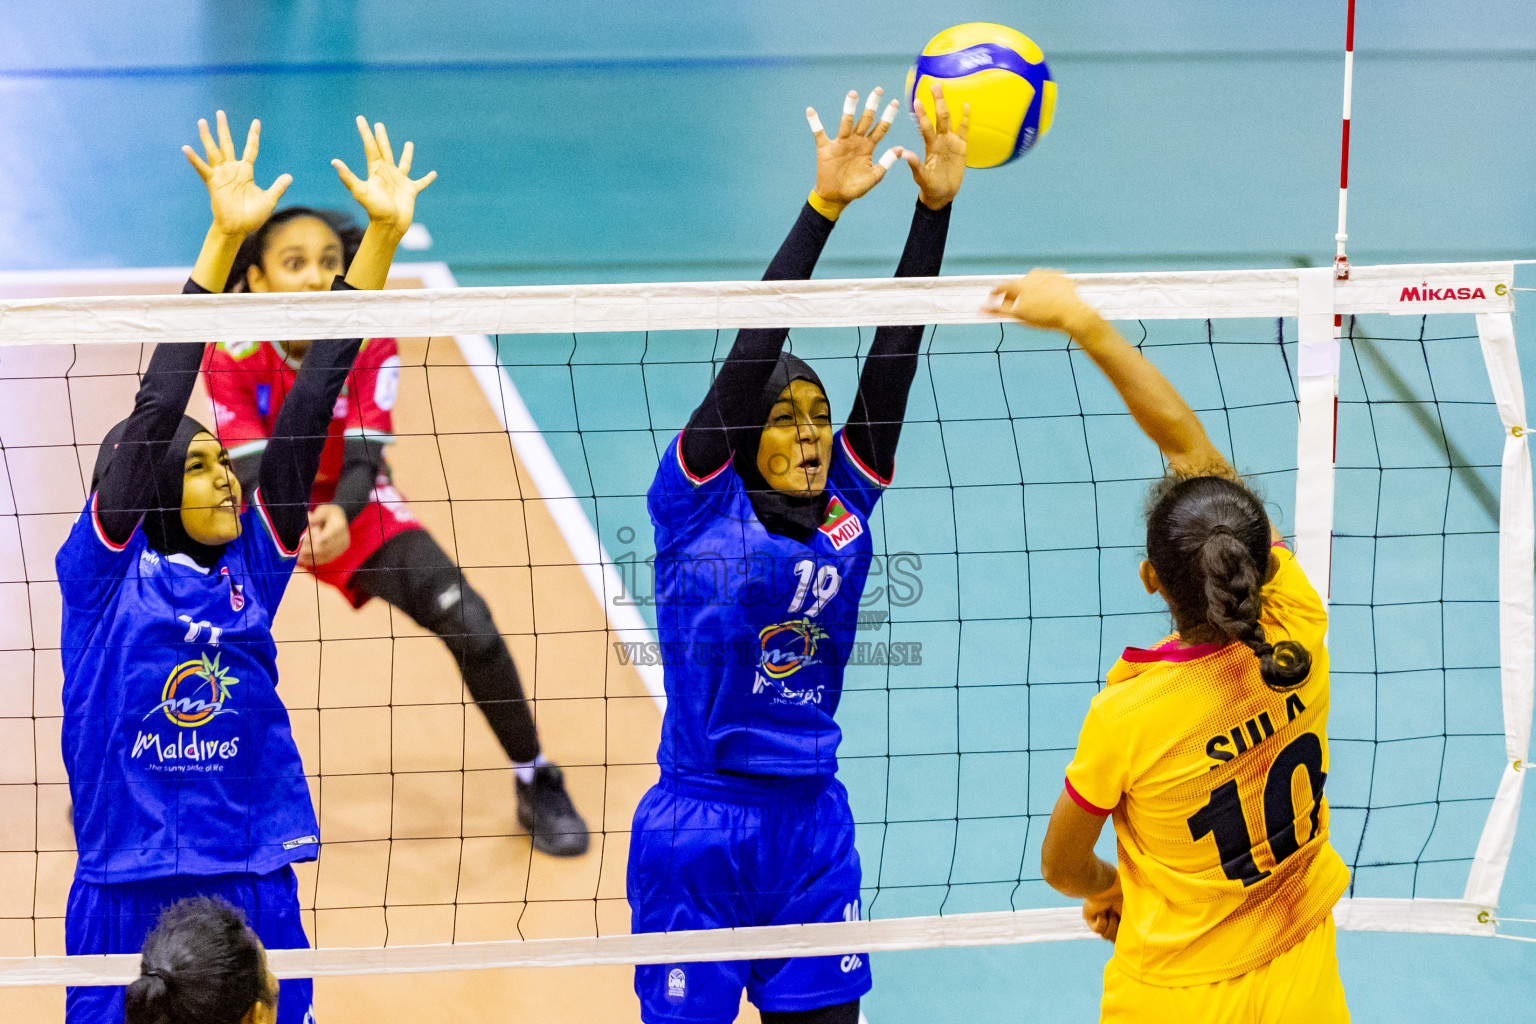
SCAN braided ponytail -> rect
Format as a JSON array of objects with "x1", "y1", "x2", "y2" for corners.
[{"x1": 1147, "y1": 476, "x2": 1312, "y2": 692}]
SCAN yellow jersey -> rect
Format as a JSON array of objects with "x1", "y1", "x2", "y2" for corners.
[{"x1": 1064, "y1": 545, "x2": 1350, "y2": 986}]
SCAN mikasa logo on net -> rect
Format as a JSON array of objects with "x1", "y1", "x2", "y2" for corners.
[{"x1": 1398, "y1": 282, "x2": 1506, "y2": 302}]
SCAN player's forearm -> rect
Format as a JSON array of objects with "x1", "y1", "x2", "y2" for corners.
[
  {"x1": 1073, "y1": 318, "x2": 1229, "y2": 475},
  {"x1": 842, "y1": 201, "x2": 953, "y2": 478},
  {"x1": 343, "y1": 221, "x2": 406, "y2": 291},
  {"x1": 258, "y1": 283, "x2": 364, "y2": 544},
  {"x1": 1043, "y1": 851, "x2": 1117, "y2": 900},
  {"x1": 94, "y1": 282, "x2": 212, "y2": 537},
  {"x1": 188, "y1": 226, "x2": 247, "y2": 293},
  {"x1": 332, "y1": 438, "x2": 386, "y2": 522}
]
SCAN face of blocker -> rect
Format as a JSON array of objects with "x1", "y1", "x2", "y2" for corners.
[
  {"x1": 756, "y1": 379, "x2": 833, "y2": 497},
  {"x1": 245, "y1": 215, "x2": 346, "y2": 363},
  {"x1": 180, "y1": 432, "x2": 244, "y2": 545}
]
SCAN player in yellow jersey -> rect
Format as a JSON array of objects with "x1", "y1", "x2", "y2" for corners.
[{"x1": 986, "y1": 270, "x2": 1352, "y2": 1023}]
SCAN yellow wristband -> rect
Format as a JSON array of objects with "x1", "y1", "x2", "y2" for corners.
[{"x1": 807, "y1": 191, "x2": 847, "y2": 222}]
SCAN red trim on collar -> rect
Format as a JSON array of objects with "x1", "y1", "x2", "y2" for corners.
[
  {"x1": 1121, "y1": 639, "x2": 1232, "y2": 663},
  {"x1": 1064, "y1": 776, "x2": 1114, "y2": 816}
]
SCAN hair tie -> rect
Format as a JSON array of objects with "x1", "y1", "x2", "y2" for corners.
[
  {"x1": 1208, "y1": 524, "x2": 1235, "y2": 537},
  {"x1": 142, "y1": 968, "x2": 164, "y2": 981}
]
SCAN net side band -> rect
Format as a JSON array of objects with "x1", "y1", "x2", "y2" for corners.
[{"x1": 0, "y1": 262, "x2": 1513, "y2": 348}]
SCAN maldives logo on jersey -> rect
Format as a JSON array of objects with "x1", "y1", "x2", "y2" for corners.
[
  {"x1": 147, "y1": 652, "x2": 241, "y2": 727},
  {"x1": 132, "y1": 653, "x2": 244, "y2": 770},
  {"x1": 819, "y1": 497, "x2": 864, "y2": 550},
  {"x1": 757, "y1": 619, "x2": 828, "y2": 679}
]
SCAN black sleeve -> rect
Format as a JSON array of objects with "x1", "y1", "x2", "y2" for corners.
[
  {"x1": 255, "y1": 278, "x2": 366, "y2": 551},
  {"x1": 92, "y1": 279, "x2": 212, "y2": 546},
  {"x1": 330, "y1": 437, "x2": 387, "y2": 522},
  {"x1": 841, "y1": 200, "x2": 952, "y2": 484},
  {"x1": 230, "y1": 452, "x2": 262, "y2": 501},
  {"x1": 679, "y1": 201, "x2": 836, "y2": 478}
]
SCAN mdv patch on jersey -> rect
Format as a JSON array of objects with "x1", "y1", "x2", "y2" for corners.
[{"x1": 819, "y1": 496, "x2": 864, "y2": 550}]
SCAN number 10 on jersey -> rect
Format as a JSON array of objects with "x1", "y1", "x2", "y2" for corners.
[{"x1": 1187, "y1": 732, "x2": 1327, "y2": 887}]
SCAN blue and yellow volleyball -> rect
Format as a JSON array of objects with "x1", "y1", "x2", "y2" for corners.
[{"x1": 905, "y1": 23, "x2": 1056, "y2": 168}]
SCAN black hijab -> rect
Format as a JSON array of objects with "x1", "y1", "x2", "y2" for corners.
[
  {"x1": 734, "y1": 352, "x2": 829, "y2": 541},
  {"x1": 92, "y1": 414, "x2": 227, "y2": 566}
]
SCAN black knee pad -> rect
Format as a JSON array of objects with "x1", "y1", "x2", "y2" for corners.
[{"x1": 423, "y1": 579, "x2": 502, "y2": 662}]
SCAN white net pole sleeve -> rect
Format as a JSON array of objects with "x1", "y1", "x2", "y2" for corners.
[
  {"x1": 1464, "y1": 311, "x2": 1535, "y2": 909},
  {"x1": 1294, "y1": 267, "x2": 1340, "y2": 599}
]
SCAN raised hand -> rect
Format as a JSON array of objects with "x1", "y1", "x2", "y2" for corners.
[
  {"x1": 331, "y1": 116, "x2": 437, "y2": 235},
  {"x1": 808, "y1": 88, "x2": 902, "y2": 206},
  {"x1": 984, "y1": 269, "x2": 1104, "y2": 338},
  {"x1": 182, "y1": 111, "x2": 292, "y2": 238},
  {"x1": 900, "y1": 81, "x2": 968, "y2": 211}
]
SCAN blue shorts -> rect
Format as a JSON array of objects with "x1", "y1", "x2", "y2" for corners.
[
  {"x1": 628, "y1": 775, "x2": 872, "y2": 1024},
  {"x1": 65, "y1": 867, "x2": 314, "y2": 1024}
]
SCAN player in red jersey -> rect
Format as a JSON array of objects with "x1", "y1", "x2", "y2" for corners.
[{"x1": 202, "y1": 206, "x2": 589, "y2": 856}]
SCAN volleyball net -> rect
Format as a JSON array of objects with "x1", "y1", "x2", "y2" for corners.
[{"x1": 0, "y1": 262, "x2": 1527, "y2": 986}]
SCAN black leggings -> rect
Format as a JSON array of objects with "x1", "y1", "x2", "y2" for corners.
[
  {"x1": 761, "y1": 1001, "x2": 860, "y2": 1024},
  {"x1": 349, "y1": 529, "x2": 541, "y2": 764}
]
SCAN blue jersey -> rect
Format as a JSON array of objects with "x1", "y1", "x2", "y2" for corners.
[
  {"x1": 648, "y1": 430, "x2": 885, "y2": 784},
  {"x1": 56, "y1": 492, "x2": 319, "y2": 883}
]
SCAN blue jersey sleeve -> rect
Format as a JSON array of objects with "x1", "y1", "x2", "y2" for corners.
[
  {"x1": 55, "y1": 494, "x2": 141, "y2": 614},
  {"x1": 649, "y1": 432, "x2": 748, "y2": 545},
  {"x1": 828, "y1": 430, "x2": 887, "y2": 519},
  {"x1": 239, "y1": 489, "x2": 301, "y2": 611}
]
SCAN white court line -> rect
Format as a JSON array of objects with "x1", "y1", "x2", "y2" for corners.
[{"x1": 411, "y1": 262, "x2": 666, "y2": 713}]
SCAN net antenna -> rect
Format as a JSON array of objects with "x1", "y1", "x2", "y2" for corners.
[{"x1": 1334, "y1": 0, "x2": 1356, "y2": 281}]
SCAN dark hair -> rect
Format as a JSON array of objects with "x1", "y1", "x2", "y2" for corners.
[
  {"x1": 124, "y1": 897, "x2": 272, "y2": 1024},
  {"x1": 224, "y1": 206, "x2": 364, "y2": 294},
  {"x1": 1145, "y1": 475, "x2": 1311, "y2": 691}
]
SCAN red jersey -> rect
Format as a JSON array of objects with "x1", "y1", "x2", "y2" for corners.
[{"x1": 203, "y1": 338, "x2": 402, "y2": 503}]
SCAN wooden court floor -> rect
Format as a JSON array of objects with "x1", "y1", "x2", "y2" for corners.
[{"x1": 0, "y1": 272, "x2": 753, "y2": 1021}]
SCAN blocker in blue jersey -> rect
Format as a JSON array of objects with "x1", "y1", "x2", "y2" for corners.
[
  {"x1": 627, "y1": 83, "x2": 968, "y2": 1024},
  {"x1": 56, "y1": 111, "x2": 433, "y2": 1024}
]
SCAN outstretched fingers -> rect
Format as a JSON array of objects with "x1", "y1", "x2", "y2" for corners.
[
  {"x1": 410, "y1": 169, "x2": 438, "y2": 193},
  {"x1": 372, "y1": 121, "x2": 395, "y2": 167},
  {"x1": 215, "y1": 110, "x2": 237, "y2": 160},
  {"x1": 182, "y1": 145, "x2": 213, "y2": 181},
  {"x1": 913, "y1": 97, "x2": 936, "y2": 146},
  {"x1": 264, "y1": 173, "x2": 294, "y2": 202},
  {"x1": 241, "y1": 118, "x2": 262, "y2": 164},
  {"x1": 806, "y1": 106, "x2": 829, "y2": 145},
  {"x1": 853, "y1": 87, "x2": 882, "y2": 136},
  {"x1": 197, "y1": 118, "x2": 220, "y2": 165},
  {"x1": 836, "y1": 90, "x2": 858, "y2": 139},
  {"x1": 929, "y1": 82, "x2": 951, "y2": 136},
  {"x1": 957, "y1": 101, "x2": 971, "y2": 141},
  {"x1": 354, "y1": 115, "x2": 382, "y2": 166},
  {"x1": 332, "y1": 158, "x2": 363, "y2": 194},
  {"x1": 868, "y1": 98, "x2": 900, "y2": 144}
]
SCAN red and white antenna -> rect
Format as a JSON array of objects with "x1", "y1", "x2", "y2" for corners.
[{"x1": 1334, "y1": 0, "x2": 1357, "y2": 279}]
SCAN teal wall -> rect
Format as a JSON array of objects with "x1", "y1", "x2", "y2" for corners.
[{"x1": 4, "y1": 4, "x2": 1535, "y2": 1022}]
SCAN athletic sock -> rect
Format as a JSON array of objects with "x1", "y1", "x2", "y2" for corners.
[{"x1": 513, "y1": 753, "x2": 549, "y2": 785}]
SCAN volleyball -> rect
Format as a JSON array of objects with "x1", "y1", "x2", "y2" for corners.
[{"x1": 905, "y1": 22, "x2": 1055, "y2": 168}]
